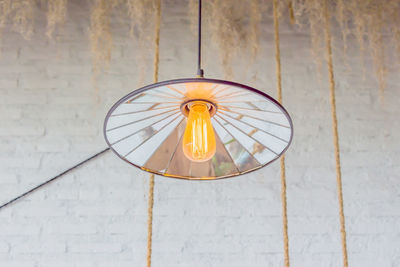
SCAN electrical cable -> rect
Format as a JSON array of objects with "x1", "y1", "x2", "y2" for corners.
[
  {"x1": 197, "y1": 0, "x2": 204, "y2": 77},
  {"x1": 0, "y1": 148, "x2": 110, "y2": 211}
]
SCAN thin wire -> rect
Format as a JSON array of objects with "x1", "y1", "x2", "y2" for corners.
[
  {"x1": 0, "y1": 148, "x2": 110, "y2": 211},
  {"x1": 323, "y1": 0, "x2": 349, "y2": 266},
  {"x1": 197, "y1": 0, "x2": 204, "y2": 77},
  {"x1": 147, "y1": 0, "x2": 162, "y2": 266},
  {"x1": 273, "y1": 1, "x2": 290, "y2": 266}
]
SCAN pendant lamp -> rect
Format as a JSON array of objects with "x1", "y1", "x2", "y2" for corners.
[{"x1": 104, "y1": 0, "x2": 293, "y2": 180}]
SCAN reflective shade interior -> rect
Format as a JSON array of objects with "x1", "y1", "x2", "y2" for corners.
[{"x1": 104, "y1": 80, "x2": 293, "y2": 180}]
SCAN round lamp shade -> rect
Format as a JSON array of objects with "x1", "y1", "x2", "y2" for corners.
[{"x1": 104, "y1": 78, "x2": 293, "y2": 180}]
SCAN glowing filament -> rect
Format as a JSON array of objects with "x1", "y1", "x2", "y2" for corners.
[{"x1": 182, "y1": 101, "x2": 216, "y2": 162}]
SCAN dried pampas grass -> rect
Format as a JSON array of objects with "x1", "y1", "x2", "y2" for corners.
[
  {"x1": 127, "y1": 0, "x2": 156, "y2": 38},
  {"x1": 126, "y1": 0, "x2": 157, "y2": 85},
  {"x1": 201, "y1": 0, "x2": 262, "y2": 78},
  {"x1": 291, "y1": 0, "x2": 400, "y2": 96},
  {"x1": 335, "y1": 0, "x2": 350, "y2": 65},
  {"x1": 0, "y1": 0, "x2": 397, "y2": 97},
  {"x1": 298, "y1": 0, "x2": 325, "y2": 74},
  {"x1": 0, "y1": 0, "x2": 12, "y2": 42},
  {"x1": 46, "y1": 0, "x2": 67, "y2": 38},
  {"x1": 12, "y1": 0, "x2": 35, "y2": 40},
  {"x1": 190, "y1": 0, "x2": 400, "y2": 96},
  {"x1": 89, "y1": 0, "x2": 115, "y2": 75},
  {"x1": 249, "y1": 0, "x2": 262, "y2": 62}
]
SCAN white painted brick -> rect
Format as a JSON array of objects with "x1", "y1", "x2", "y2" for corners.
[
  {"x1": 78, "y1": 186, "x2": 101, "y2": 200},
  {"x1": 0, "y1": 155, "x2": 41, "y2": 169},
  {"x1": 106, "y1": 218, "x2": 147, "y2": 236},
  {"x1": 0, "y1": 224, "x2": 41, "y2": 235},
  {"x1": 0, "y1": 122, "x2": 45, "y2": 136},
  {"x1": 0, "y1": 242, "x2": 9, "y2": 253},
  {"x1": 0, "y1": 207, "x2": 13, "y2": 219},
  {"x1": 13, "y1": 201, "x2": 68, "y2": 217},
  {"x1": 0, "y1": 63, "x2": 40, "y2": 74},
  {"x1": 0, "y1": 106, "x2": 22, "y2": 119},
  {"x1": 12, "y1": 242, "x2": 66, "y2": 253},
  {"x1": 96, "y1": 261, "x2": 144, "y2": 267},
  {"x1": 46, "y1": 184, "x2": 79, "y2": 200},
  {"x1": 0, "y1": 261, "x2": 36, "y2": 267},
  {"x1": 34, "y1": 139, "x2": 70, "y2": 153},
  {"x1": 67, "y1": 242, "x2": 122, "y2": 253},
  {"x1": 0, "y1": 140, "x2": 16, "y2": 153},
  {"x1": 69, "y1": 203, "x2": 129, "y2": 217},
  {"x1": 0, "y1": 92, "x2": 47, "y2": 104},
  {"x1": 47, "y1": 95, "x2": 96, "y2": 105},
  {"x1": 47, "y1": 222, "x2": 98, "y2": 235},
  {"x1": 0, "y1": 1, "x2": 398, "y2": 266},
  {"x1": 37, "y1": 262, "x2": 94, "y2": 267},
  {"x1": 22, "y1": 106, "x2": 79, "y2": 120},
  {"x1": 45, "y1": 121, "x2": 98, "y2": 136},
  {"x1": 0, "y1": 171, "x2": 19, "y2": 184},
  {"x1": 46, "y1": 64, "x2": 92, "y2": 76}
]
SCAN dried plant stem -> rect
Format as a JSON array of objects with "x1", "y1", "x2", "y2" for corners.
[
  {"x1": 12, "y1": 0, "x2": 34, "y2": 40},
  {"x1": 249, "y1": 0, "x2": 261, "y2": 62},
  {"x1": 291, "y1": 0, "x2": 398, "y2": 97},
  {"x1": 336, "y1": 0, "x2": 350, "y2": 67},
  {"x1": 0, "y1": 0, "x2": 12, "y2": 46},
  {"x1": 194, "y1": 0, "x2": 262, "y2": 78},
  {"x1": 126, "y1": 0, "x2": 157, "y2": 86},
  {"x1": 368, "y1": 4, "x2": 386, "y2": 98},
  {"x1": 46, "y1": 0, "x2": 67, "y2": 39},
  {"x1": 89, "y1": 0, "x2": 114, "y2": 75}
]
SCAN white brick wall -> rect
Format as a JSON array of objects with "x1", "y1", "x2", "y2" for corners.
[{"x1": 0, "y1": 1, "x2": 399, "y2": 267}]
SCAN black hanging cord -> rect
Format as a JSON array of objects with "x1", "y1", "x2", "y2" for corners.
[
  {"x1": 0, "y1": 148, "x2": 110, "y2": 210},
  {"x1": 197, "y1": 0, "x2": 204, "y2": 77}
]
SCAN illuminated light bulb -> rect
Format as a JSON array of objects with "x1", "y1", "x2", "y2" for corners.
[{"x1": 182, "y1": 101, "x2": 216, "y2": 162}]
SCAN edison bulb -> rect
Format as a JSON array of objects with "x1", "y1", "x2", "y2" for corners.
[{"x1": 182, "y1": 101, "x2": 216, "y2": 162}]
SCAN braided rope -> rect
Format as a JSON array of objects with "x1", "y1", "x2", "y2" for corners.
[
  {"x1": 273, "y1": 1, "x2": 290, "y2": 266},
  {"x1": 146, "y1": 1, "x2": 161, "y2": 266},
  {"x1": 288, "y1": 0, "x2": 295, "y2": 25},
  {"x1": 153, "y1": 0, "x2": 161, "y2": 84},
  {"x1": 322, "y1": 1, "x2": 349, "y2": 266},
  {"x1": 146, "y1": 174, "x2": 155, "y2": 267}
]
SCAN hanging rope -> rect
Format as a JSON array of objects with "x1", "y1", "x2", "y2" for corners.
[
  {"x1": 146, "y1": 1, "x2": 161, "y2": 266},
  {"x1": 322, "y1": 1, "x2": 349, "y2": 266},
  {"x1": 288, "y1": 0, "x2": 295, "y2": 25},
  {"x1": 146, "y1": 174, "x2": 155, "y2": 267},
  {"x1": 152, "y1": 0, "x2": 161, "y2": 84},
  {"x1": 273, "y1": 1, "x2": 290, "y2": 266}
]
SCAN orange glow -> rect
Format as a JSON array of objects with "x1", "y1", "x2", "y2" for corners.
[
  {"x1": 182, "y1": 101, "x2": 216, "y2": 162},
  {"x1": 185, "y1": 82, "x2": 215, "y2": 101}
]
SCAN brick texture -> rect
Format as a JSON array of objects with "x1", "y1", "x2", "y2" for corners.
[{"x1": 0, "y1": 1, "x2": 399, "y2": 267}]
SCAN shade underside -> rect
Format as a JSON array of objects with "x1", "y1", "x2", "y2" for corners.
[{"x1": 104, "y1": 78, "x2": 293, "y2": 180}]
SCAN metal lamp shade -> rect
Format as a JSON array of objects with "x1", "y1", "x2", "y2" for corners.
[{"x1": 104, "y1": 78, "x2": 293, "y2": 180}]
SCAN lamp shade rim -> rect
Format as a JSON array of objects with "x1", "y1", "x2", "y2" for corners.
[{"x1": 104, "y1": 77, "x2": 293, "y2": 180}]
